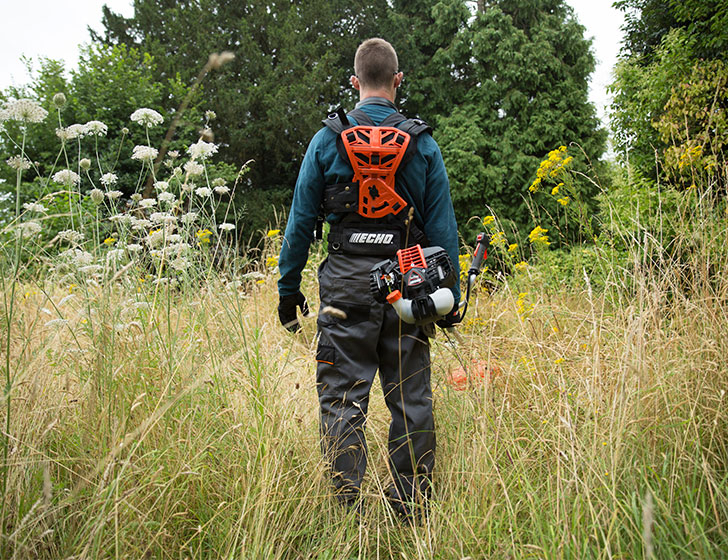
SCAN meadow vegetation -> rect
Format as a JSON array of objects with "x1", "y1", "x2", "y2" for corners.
[
  {"x1": 1, "y1": 84, "x2": 726, "y2": 559},
  {"x1": 2, "y1": 4, "x2": 728, "y2": 553}
]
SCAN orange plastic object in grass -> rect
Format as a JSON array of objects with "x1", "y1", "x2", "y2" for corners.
[
  {"x1": 341, "y1": 126, "x2": 410, "y2": 218},
  {"x1": 446, "y1": 360, "x2": 501, "y2": 390}
]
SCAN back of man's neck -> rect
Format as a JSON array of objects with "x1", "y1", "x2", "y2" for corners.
[
  {"x1": 355, "y1": 96, "x2": 397, "y2": 110},
  {"x1": 360, "y1": 90, "x2": 396, "y2": 102}
]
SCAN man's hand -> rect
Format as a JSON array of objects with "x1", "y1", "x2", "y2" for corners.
[
  {"x1": 436, "y1": 308, "x2": 461, "y2": 329},
  {"x1": 278, "y1": 291, "x2": 310, "y2": 332}
]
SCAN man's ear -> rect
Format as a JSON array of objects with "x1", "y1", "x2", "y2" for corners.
[
  {"x1": 350, "y1": 75, "x2": 360, "y2": 90},
  {"x1": 393, "y1": 72, "x2": 403, "y2": 89}
]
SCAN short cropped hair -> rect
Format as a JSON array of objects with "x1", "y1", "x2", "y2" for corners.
[{"x1": 354, "y1": 38, "x2": 398, "y2": 89}]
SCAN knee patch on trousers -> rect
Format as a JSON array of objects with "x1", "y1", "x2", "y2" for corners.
[{"x1": 316, "y1": 345, "x2": 336, "y2": 366}]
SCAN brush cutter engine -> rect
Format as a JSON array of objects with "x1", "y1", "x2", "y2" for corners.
[
  {"x1": 369, "y1": 245, "x2": 457, "y2": 325},
  {"x1": 369, "y1": 233, "x2": 488, "y2": 327}
]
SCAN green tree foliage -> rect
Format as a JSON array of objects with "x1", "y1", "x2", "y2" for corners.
[
  {"x1": 0, "y1": 43, "x2": 205, "y2": 245},
  {"x1": 610, "y1": 30, "x2": 697, "y2": 179},
  {"x1": 615, "y1": 0, "x2": 728, "y2": 62},
  {"x1": 95, "y1": 0, "x2": 389, "y2": 235},
  {"x1": 390, "y1": 0, "x2": 605, "y2": 240},
  {"x1": 610, "y1": 0, "x2": 727, "y2": 180},
  {"x1": 96, "y1": 0, "x2": 604, "y2": 242}
]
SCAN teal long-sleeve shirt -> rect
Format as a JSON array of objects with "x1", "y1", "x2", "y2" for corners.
[{"x1": 278, "y1": 100, "x2": 460, "y2": 302}]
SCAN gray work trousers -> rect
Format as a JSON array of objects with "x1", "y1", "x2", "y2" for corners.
[{"x1": 315, "y1": 253, "x2": 435, "y2": 504}]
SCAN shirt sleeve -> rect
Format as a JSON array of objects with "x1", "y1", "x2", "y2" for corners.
[
  {"x1": 421, "y1": 136, "x2": 461, "y2": 304},
  {"x1": 277, "y1": 129, "x2": 328, "y2": 297}
]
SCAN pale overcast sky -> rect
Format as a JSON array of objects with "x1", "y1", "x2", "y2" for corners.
[{"x1": 0, "y1": 0, "x2": 623, "y2": 124}]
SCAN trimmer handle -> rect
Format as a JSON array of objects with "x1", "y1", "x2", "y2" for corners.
[
  {"x1": 456, "y1": 232, "x2": 489, "y2": 320},
  {"x1": 468, "y1": 232, "x2": 488, "y2": 276}
]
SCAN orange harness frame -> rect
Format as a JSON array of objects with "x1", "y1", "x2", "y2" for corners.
[{"x1": 340, "y1": 125, "x2": 411, "y2": 219}]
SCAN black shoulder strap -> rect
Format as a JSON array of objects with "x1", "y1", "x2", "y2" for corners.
[
  {"x1": 322, "y1": 107, "x2": 434, "y2": 174},
  {"x1": 322, "y1": 106, "x2": 350, "y2": 135},
  {"x1": 346, "y1": 108, "x2": 375, "y2": 126},
  {"x1": 398, "y1": 117, "x2": 432, "y2": 137}
]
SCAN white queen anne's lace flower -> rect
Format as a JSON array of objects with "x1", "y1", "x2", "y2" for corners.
[
  {"x1": 85, "y1": 120, "x2": 108, "y2": 136},
  {"x1": 58, "y1": 230, "x2": 85, "y2": 244},
  {"x1": 180, "y1": 212, "x2": 198, "y2": 224},
  {"x1": 131, "y1": 219, "x2": 152, "y2": 230},
  {"x1": 219, "y1": 223, "x2": 235, "y2": 231},
  {"x1": 6, "y1": 156, "x2": 31, "y2": 171},
  {"x1": 139, "y1": 198, "x2": 157, "y2": 209},
  {"x1": 158, "y1": 191, "x2": 176, "y2": 204},
  {"x1": 65, "y1": 124, "x2": 88, "y2": 139},
  {"x1": 23, "y1": 202, "x2": 47, "y2": 213},
  {"x1": 60, "y1": 248, "x2": 93, "y2": 267},
  {"x1": 130, "y1": 108, "x2": 163, "y2": 127},
  {"x1": 100, "y1": 173, "x2": 118, "y2": 187},
  {"x1": 55, "y1": 127, "x2": 74, "y2": 141},
  {"x1": 194, "y1": 186, "x2": 212, "y2": 197},
  {"x1": 154, "y1": 181, "x2": 169, "y2": 191},
  {"x1": 132, "y1": 145, "x2": 159, "y2": 162},
  {"x1": 146, "y1": 229, "x2": 168, "y2": 247},
  {"x1": 184, "y1": 160, "x2": 204, "y2": 177},
  {"x1": 16, "y1": 221, "x2": 42, "y2": 237},
  {"x1": 170, "y1": 257, "x2": 192, "y2": 271},
  {"x1": 187, "y1": 139, "x2": 218, "y2": 161},
  {"x1": 106, "y1": 249, "x2": 125, "y2": 263},
  {"x1": 105, "y1": 190, "x2": 123, "y2": 200},
  {"x1": 149, "y1": 212, "x2": 177, "y2": 224},
  {"x1": 5, "y1": 98, "x2": 48, "y2": 123},
  {"x1": 53, "y1": 169, "x2": 81, "y2": 187},
  {"x1": 214, "y1": 185, "x2": 230, "y2": 195}
]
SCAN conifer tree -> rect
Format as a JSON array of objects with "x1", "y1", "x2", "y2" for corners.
[
  {"x1": 393, "y1": 0, "x2": 605, "y2": 238},
  {"x1": 95, "y1": 0, "x2": 388, "y2": 235}
]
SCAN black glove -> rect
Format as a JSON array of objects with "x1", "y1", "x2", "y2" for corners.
[
  {"x1": 436, "y1": 307, "x2": 462, "y2": 329},
  {"x1": 278, "y1": 291, "x2": 309, "y2": 332}
]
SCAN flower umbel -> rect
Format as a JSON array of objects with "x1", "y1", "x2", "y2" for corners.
[
  {"x1": 130, "y1": 108, "x2": 163, "y2": 128},
  {"x1": 4, "y1": 98, "x2": 48, "y2": 123},
  {"x1": 53, "y1": 169, "x2": 81, "y2": 187},
  {"x1": 132, "y1": 145, "x2": 159, "y2": 162}
]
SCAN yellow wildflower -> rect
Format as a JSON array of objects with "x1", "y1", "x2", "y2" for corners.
[
  {"x1": 528, "y1": 225, "x2": 550, "y2": 246},
  {"x1": 557, "y1": 196, "x2": 570, "y2": 206},
  {"x1": 551, "y1": 183, "x2": 563, "y2": 195},
  {"x1": 196, "y1": 228, "x2": 212, "y2": 244},
  {"x1": 267, "y1": 229, "x2": 281, "y2": 237},
  {"x1": 458, "y1": 254, "x2": 470, "y2": 279},
  {"x1": 516, "y1": 291, "x2": 534, "y2": 317},
  {"x1": 482, "y1": 215, "x2": 495, "y2": 226},
  {"x1": 266, "y1": 255, "x2": 279, "y2": 268},
  {"x1": 529, "y1": 177, "x2": 542, "y2": 192},
  {"x1": 555, "y1": 358, "x2": 565, "y2": 364},
  {"x1": 103, "y1": 237, "x2": 116, "y2": 245},
  {"x1": 489, "y1": 231, "x2": 506, "y2": 247},
  {"x1": 514, "y1": 261, "x2": 528, "y2": 272},
  {"x1": 508, "y1": 243, "x2": 518, "y2": 253}
]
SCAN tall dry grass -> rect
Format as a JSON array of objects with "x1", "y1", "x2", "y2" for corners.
[{"x1": 1, "y1": 216, "x2": 726, "y2": 558}]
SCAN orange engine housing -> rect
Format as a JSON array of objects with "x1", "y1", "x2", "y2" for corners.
[{"x1": 341, "y1": 126, "x2": 410, "y2": 218}]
